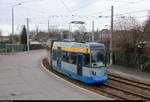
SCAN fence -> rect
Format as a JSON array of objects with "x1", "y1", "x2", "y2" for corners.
[
  {"x1": 113, "y1": 52, "x2": 150, "y2": 72},
  {"x1": 0, "y1": 44, "x2": 45, "y2": 53},
  {"x1": 0, "y1": 44, "x2": 27, "y2": 53}
]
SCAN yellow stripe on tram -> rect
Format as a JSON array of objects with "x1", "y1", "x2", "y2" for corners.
[{"x1": 52, "y1": 45, "x2": 91, "y2": 53}]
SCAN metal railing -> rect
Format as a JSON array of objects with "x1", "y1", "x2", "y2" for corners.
[
  {"x1": 0, "y1": 44, "x2": 27, "y2": 53},
  {"x1": 112, "y1": 52, "x2": 150, "y2": 72}
]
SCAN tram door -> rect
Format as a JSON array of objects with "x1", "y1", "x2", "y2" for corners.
[
  {"x1": 77, "y1": 54, "x2": 83, "y2": 76},
  {"x1": 57, "y1": 47, "x2": 62, "y2": 69}
]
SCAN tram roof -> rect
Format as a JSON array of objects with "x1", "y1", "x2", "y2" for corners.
[{"x1": 52, "y1": 41, "x2": 105, "y2": 49}]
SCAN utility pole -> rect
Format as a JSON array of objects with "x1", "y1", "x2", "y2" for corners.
[
  {"x1": 110, "y1": 6, "x2": 114, "y2": 65},
  {"x1": 48, "y1": 19, "x2": 50, "y2": 37},
  {"x1": 69, "y1": 23, "x2": 71, "y2": 41},
  {"x1": 26, "y1": 18, "x2": 30, "y2": 52},
  {"x1": 12, "y1": 7, "x2": 14, "y2": 52},
  {"x1": 36, "y1": 26, "x2": 38, "y2": 35},
  {"x1": 92, "y1": 20, "x2": 95, "y2": 42},
  {"x1": 11, "y1": 3, "x2": 21, "y2": 52}
]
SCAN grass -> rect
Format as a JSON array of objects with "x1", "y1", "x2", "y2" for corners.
[{"x1": 0, "y1": 52, "x2": 15, "y2": 55}]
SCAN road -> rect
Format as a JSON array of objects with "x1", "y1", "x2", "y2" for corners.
[{"x1": 0, "y1": 50, "x2": 109, "y2": 100}]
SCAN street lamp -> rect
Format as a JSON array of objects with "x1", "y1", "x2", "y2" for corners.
[
  {"x1": 68, "y1": 21, "x2": 85, "y2": 41},
  {"x1": 11, "y1": 3, "x2": 21, "y2": 52},
  {"x1": 68, "y1": 22, "x2": 71, "y2": 41}
]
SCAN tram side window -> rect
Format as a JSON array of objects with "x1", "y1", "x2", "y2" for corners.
[
  {"x1": 70, "y1": 52, "x2": 76, "y2": 64},
  {"x1": 52, "y1": 50, "x2": 57, "y2": 61},
  {"x1": 83, "y1": 54, "x2": 90, "y2": 67},
  {"x1": 62, "y1": 51, "x2": 69, "y2": 63}
]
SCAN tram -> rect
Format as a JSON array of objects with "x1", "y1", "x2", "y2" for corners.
[{"x1": 46, "y1": 40, "x2": 108, "y2": 84}]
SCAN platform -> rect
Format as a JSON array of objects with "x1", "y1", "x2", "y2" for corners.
[
  {"x1": 0, "y1": 50, "x2": 110, "y2": 100},
  {"x1": 108, "y1": 65, "x2": 150, "y2": 85}
]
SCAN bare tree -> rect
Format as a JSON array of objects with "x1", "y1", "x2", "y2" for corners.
[
  {"x1": 113, "y1": 16, "x2": 142, "y2": 53},
  {"x1": 73, "y1": 30, "x2": 83, "y2": 42},
  {"x1": 0, "y1": 29, "x2": 2, "y2": 36},
  {"x1": 143, "y1": 13, "x2": 150, "y2": 41}
]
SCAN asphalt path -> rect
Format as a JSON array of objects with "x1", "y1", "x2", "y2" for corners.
[{"x1": 0, "y1": 50, "x2": 109, "y2": 100}]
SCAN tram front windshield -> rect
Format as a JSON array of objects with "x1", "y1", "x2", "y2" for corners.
[{"x1": 91, "y1": 49, "x2": 105, "y2": 68}]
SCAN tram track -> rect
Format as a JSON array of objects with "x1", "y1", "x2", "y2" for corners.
[
  {"x1": 108, "y1": 73, "x2": 150, "y2": 90},
  {"x1": 103, "y1": 83, "x2": 149, "y2": 100},
  {"x1": 42, "y1": 58, "x2": 150, "y2": 100},
  {"x1": 106, "y1": 74, "x2": 150, "y2": 99}
]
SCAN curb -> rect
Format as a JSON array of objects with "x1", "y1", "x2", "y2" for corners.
[{"x1": 40, "y1": 58, "x2": 112, "y2": 100}]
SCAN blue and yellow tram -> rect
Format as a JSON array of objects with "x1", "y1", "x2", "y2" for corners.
[{"x1": 46, "y1": 40, "x2": 108, "y2": 84}]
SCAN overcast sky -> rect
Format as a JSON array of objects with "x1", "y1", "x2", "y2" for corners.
[{"x1": 0, "y1": 0, "x2": 150, "y2": 35}]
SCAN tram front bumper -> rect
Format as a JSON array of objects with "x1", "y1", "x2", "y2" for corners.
[{"x1": 92, "y1": 75, "x2": 108, "y2": 84}]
